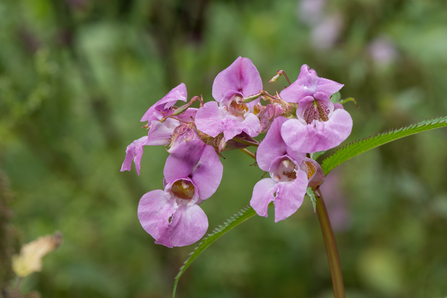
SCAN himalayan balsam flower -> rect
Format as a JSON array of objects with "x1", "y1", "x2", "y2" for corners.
[
  {"x1": 138, "y1": 140, "x2": 223, "y2": 247},
  {"x1": 195, "y1": 56, "x2": 262, "y2": 141},
  {"x1": 280, "y1": 64, "x2": 352, "y2": 153},
  {"x1": 121, "y1": 83, "x2": 197, "y2": 175},
  {"x1": 250, "y1": 117, "x2": 309, "y2": 222}
]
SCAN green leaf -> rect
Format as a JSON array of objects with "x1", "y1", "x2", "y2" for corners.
[
  {"x1": 311, "y1": 150, "x2": 326, "y2": 160},
  {"x1": 322, "y1": 116, "x2": 447, "y2": 175},
  {"x1": 173, "y1": 205, "x2": 260, "y2": 297}
]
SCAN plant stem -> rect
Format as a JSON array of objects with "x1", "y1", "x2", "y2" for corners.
[
  {"x1": 239, "y1": 148, "x2": 256, "y2": 160},
  {"x1": 315, "y1": 189, "x2": 345, "y2": 298}
]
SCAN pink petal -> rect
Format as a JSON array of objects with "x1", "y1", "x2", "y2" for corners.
[
  {"x1": 256, "y1": 117, "x2": 288, "y2": 171},
  {"x1": 190, "y1": 145, "x2": 223, "y2": 200},
  {"x1": 281, "y1": 109, "x2": 353, "y2": 153},
  {"x1": 195, "y1": 102, "x2": 226, "y2": 138},
  {"x1": 196, "y1": 102, "x2": 260, "y2": 141},
  {"x1": 141, "y1": 83, "x2": 187, "y2": 122},
  {"x1": 137, "y1": 190, "x2": 176, "y2": 247},
  {"x1": 164, "y1": 139, "x2": 207, "y2": 182},
  {"x1": 164, "y1": 140, "x2": 223, "y2": 200},
  {"x1": 146, "y1": 118, "x2": 180, "y2": 146},
  {"x1": 162, "y1": 203, "x2": 209, "y2": 247},
  {"x1": 257, "y1": 117, "x2": 304, "y2": 171},
  {"x1": 221, "y1": 113, "x2": 260, "y2": 141},
  {"x1": 120, "y1": 136, "x2": 148, "y2": 175},
  {"x1": 273, "y1": 170, "x2": 308, "y2": 222},
  {"x1": 280, "y1": 64, "x2": 343, "y2": 104},
  {"x1": 250, "y1": 178, "x2": 277, "y2": 218},
  {"x1": 212, "y1": 57, "x2": 262, "y2": 102}
]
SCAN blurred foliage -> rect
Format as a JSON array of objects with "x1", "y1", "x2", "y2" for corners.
[{"x1": 1, "y1": 0, "x2": 447, "y2": 297}]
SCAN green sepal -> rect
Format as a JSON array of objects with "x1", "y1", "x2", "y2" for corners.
[
  {"x1": 242, "y1": 92, "x2": 262, "y2": 103},
  {"x1": 330, "y1": 92, "x2": 341, "y2": 104},
  {"x1": 340, "y1": 97, "x2": 358, "y2": 107},
  {"x1": 307, "y1": 187, "x2": 317, "y2": 213}
]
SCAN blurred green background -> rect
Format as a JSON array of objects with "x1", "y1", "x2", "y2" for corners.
[{"x1": 1, "y1": 0, "x2": 447, "y2": 297}]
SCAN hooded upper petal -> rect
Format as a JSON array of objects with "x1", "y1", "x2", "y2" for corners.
[
  {"x1": 164, "y1": 139, "x2": 223, "y2": 200},
  {"x1": 257, "y1": 117, "x2": 305, "y2": 171},
  {"x1": 280, "y1": 64, "x2": 343, "y2": 104},
  {"x1": 212, "y1": 57, "x2": 262, "y2": 103},
  {"x1": 141, "y1": 83, "x2": 187, "y2": 122}
]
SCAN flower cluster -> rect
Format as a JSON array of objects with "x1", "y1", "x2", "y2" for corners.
[{"x1": 121, "y1": 57, "x2": 352, "y2": 247}]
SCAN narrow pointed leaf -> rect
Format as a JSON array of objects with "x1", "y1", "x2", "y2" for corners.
[
  {"x1": 322, "y1": 116, "x2": 447, "y2": 175},
  {"x1": 173, "y1": 205, "x2": 260, "y2": 297}
]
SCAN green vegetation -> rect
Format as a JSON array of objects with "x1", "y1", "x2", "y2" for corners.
[{"x1": 1, "y1": 0, "x2": 447, "y2": 297}]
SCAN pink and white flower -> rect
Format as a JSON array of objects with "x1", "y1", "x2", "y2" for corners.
[
  {"x1": 195, "y1": 57, "x2": 262, "y2": 141},
  {"x1": 121, "y1": 83, "x2": 197, "y2": 175},
  {"x1": 250, "y1": 117, "x2": 309, "y2": 222},
  {"x1": 280, "y1": 65, "x2": 352, "y2": 153},
  {"x1": 137, "y1": 140, "x2": 223, "y2": 247}
]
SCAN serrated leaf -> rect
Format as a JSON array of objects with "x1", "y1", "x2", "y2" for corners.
[
  {"x1": 322, "y1": 116, "x2": 447, "y2": 175},
  {"x1": 173, "y1": 205, "x2": 260, "y2": 297},
  {"x1": 312, "y1": 150, "x2": 326, "y2": 160}
]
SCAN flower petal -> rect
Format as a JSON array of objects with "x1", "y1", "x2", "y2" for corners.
[
  {"x1": 280, "y1": 64, "x2": 343, "y2": 103},
  {"x1": 146, "y1": 118, "x2": 180, "y2": 146},
  {"x1": 195, "y1": 102, "x2": 226, "y2": 138},
  {"x1": 221, "y1": 113, "x2": 260, "y2": 141},
  {"x1": 256, "y1": 117, "x2": 288, "y2": 171},
  {"x1": 212, "y1": 57, "x2": 262, "y2": 102},
  {"x1": 191, "y1": 145, "x2": 223, "y2": 200},
  {"x1": 273, "y1": 170, "x2": 308, "y2": 222},
  {"x1": 257, "y1": 117, "x2": 304, "y2": 171},
  {"x1": 281, "y1": 109, "x2": 353, "y2": 153},
  {"x1": 161, "y1": 203, "x2": 209, "y2": 247},
  {"x1": 164, "y1": 139, "x2": 207, "y2": 183},
  {"x1": 250, "y1": 178, "x2": 277, "y2": 218},
  {"x1": 141, "y1": 83, "x2": 187, "y2": 122},
  {"x1": 120, "y1": 136, "x2": 148, "y2": 175},
  {"x1": 137, "y1": 190, "x2": 176, "y2": 247}
]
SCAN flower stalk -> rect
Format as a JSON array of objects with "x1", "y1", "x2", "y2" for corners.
[{"x1": 315, "y1": 188, "x2": 345, "y2": 298}]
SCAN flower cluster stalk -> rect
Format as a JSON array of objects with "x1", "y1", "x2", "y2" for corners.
[{"x1": 315, "y1": 189, "x2": 345, "y2": 298}]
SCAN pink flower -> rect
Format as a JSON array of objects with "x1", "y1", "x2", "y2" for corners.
[
  {"x1": 250, "y1": 117, "x2": 309, "y2": 222},
  {"x1": 280, "y1": 65, "x2": 352, "y2": 153},
  {"x1": 137, "y1": 139, "x2": 223, "y2": 247},
  {"x1": 121, "y1": 83, "x2": 197, "y2": 175},
  {"x1": 195, "y1": 57, "x2": 262, "y2": 141}
]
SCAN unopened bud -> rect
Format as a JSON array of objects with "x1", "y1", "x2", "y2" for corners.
[{"x1": 269, "y1": 73, "x2": 281, "y2": 83}]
